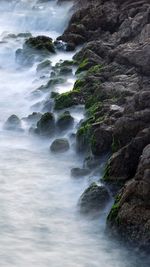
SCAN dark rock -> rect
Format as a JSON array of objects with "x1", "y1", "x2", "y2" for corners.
[
  {"x1": 107, "y1": 144, "x2": 150, "y2": 250},
  {"x1": 36, "y1": 60, "x2": 51, "y2": 72},
  {"x1": 104, "y1": 127, "x2": 150, "y2": 182},
  {"x1": 56, "y1": 111, "x2": 74, "y2": 130},
  {"x1": 50, "y1": 138, "x2": 70, "y2": 153},
  {"x1": 71, "y1": 167, "x2": 90, "y2": 178},
  {"x1": 79, "y1": 182, "x2": 110, "y2": 213},
  {"x1": 36, "y1": 112, "x2": 55, "y2": 136},
  {"x1": 25, "y1": 36, "x2": 55, "y2": 53}
]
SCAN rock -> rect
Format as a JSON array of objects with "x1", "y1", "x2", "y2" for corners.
[
  {"x1": 4, "y1": 115, "x2": 22, "y2": 131},
  {"x1": 91, "y1": 125, "x2": 113, "y2": 156},
  {"x1": 71, "y1": 167, "x2": 90, "y2": 178},
  {"x1": 59, "y1": 66, "x2": 72, "y2": 75},
  {"x1": 16, "y1": 36, "x2": 55, "y2": 66},
  {"x1": 79, "y1": 182, "x2": 110, "y2": 214},
  {"x1": 36, "y1": 60, "x2": 51, "y2": 72},
  {"x1": 104, "y1": 127, "x2": 150, "y2": 182},
  {"x1": 25, "y1": 36, "x2": 55, "y2": 53},
  {"x1": 50, "y1": 138, "x2": 70, "y2": 153},
  {"x1": 36, "y1": 112, "x2": 55, "y2": 136},
  {"x1": 107, "y1": 144, "x2": 150, "y2": 250},
  {"x1": 54, "y1": 90, "x2": 83, "y2": 110},
  {"x1": 113, "y1": 109, "x2": 150, "y2": 148},
  {"x1": 23, "y1": 112, "x2": 42, "y2": 126},
  {"x1": 56, "y1": 111, "x2": 74, "y2": 130}
]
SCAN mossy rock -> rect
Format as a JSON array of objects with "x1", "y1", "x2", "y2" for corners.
[
  {"x1": 36, "y1": 60, "x2": 51, "y2": 72},
  {"x1": 25, "y1": 36, "x2": 55, "y2": 53},
  {"x1": 38, "y1": 77, "x2": 65, "y2": 92},
  {"x1": 36, "y1": 112, "x2": 55, "y2": 136},
  {"x1": 60, "y1": 60, "x2": 75, "y2": 67},
  {"x1": 107, "y1": 195, "x2": 121, "y2": 224},
  {"x1": 56, "y1": 111, "x2": 74, "y2": 130},
  {"x1": 87, "y1": 64, "x2": 103, "y2": 75},
  {"x1": 50, "y1": 138, "x2": 70, "y2": 153},
  {"x1": 59, "y1": 66, "x2": 72, "y2": 75},
  {"x1": 75, "y1": 58, "x2": 90, "y2": 74},
  {"x1": 79, "y1": 182, "x2": 110, "y2": 214},
  {"x1": 54, "y1": 90, "x2": 81, "y2": 110},
  {"x1": 51, "y1": 92, "x2": 59, "y2": 98},
  {"x1": 73, "y1": 78, "x2": 85, "y2": 91},
  {"x1": 76, "y1": 121, "x2": 92, "y2": 152}
]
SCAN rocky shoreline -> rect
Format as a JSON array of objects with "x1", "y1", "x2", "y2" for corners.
[
  {"x1": 56, "y1": 0, "x2": 150, "y2": 250},
  {"x1": 5, "y1": 0, "x2": 150, "y2": 252}
]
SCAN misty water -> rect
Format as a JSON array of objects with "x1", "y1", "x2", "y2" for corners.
[{"x1": 0, "y1": 0, "x2": 147, "y2": 266}]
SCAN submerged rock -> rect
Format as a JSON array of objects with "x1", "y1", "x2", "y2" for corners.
[
  {"x1": 4, "y1": 115, "x2": 22, "y2": 131},
  {"x1": 56, "y1": 111, "x2": 74, "y2": 130},
  {"x1": 79, "y1": 182, "x2": 110, "y2": 214},
  {"x1": 36, "y1": 60, "x2": 51, "y2": 72},
  {"x1": 71, "y1": 167, "x2": 90, "y2": 178},
  {"x1": 36, "y1": 112, "x2": 55, "y2": 136},
  {"x1": 25, "y1": 36, "x2": 55, "y2": 53},
  {"x1": 50, "y1": 138, "x2": 70, "y2": 153}
]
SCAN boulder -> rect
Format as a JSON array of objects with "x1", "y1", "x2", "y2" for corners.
[
  {"x1": 25, "y1": 36, "x2": 55, "y2": 53},
  {"x1": 56, "y1": 111, "x2": 74, "y2": 130},
  {"x1": 4, "y1": 115, "x2": 22, "y2": 131},
  {"x1": 50, "y1": 138, "x2": 70, "y2": 153},
  {"x1": 79, "y1": 182, "x2": 110, "y2": 213},
  {"x1": 36, "y1": 112, "x2": 55, "y2": 136}
]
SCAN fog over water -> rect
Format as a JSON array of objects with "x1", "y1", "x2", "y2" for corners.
[{"x1": 0, "y1": 0, "x2": 148, "y2": 266}]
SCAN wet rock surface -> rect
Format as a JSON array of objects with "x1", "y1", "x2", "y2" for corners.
[
  {"x1": 57, "y1": 0, "x2": 150, "y2": 250},
  {"x1": 79, "y1": 182, "x2": 110, "y2": 214},
  {"x1": 50, "y1": 138, "x2": 70, "y2": 153},
  {"x1": 35, "y1": 112, "x2": 55, "y2": 136}
]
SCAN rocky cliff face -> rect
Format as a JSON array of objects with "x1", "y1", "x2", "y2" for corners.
[{"x1": 57, "y1": 0, "x2": 150, "y2": 250}]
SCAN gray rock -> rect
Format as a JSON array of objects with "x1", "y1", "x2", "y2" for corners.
[
  {"x1": 50, "y1": 138, "x2": 70, "y2": 153},
  {"x1": 71, "y1": 167, "x2": 90, "y2": 178},
  {"x1": 79, "y1": 182, "x2": 110, "y2": 213},
  {"x1": 4, "y1": 115, "x2": 22, "y2": 131}
]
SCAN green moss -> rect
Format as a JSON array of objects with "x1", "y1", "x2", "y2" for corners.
[
  {"x1": 87, "y1": 64, "x2": 103, "y2": 75},
  {"x1": 73, "y1": 79, "x2": 85, "y2": 91},
  {"x1": 51, "y1": 92, "x2": 59, "y2": 98},
  {"x1": 61, "y1": 60, "x2": 75, "y2": 67},
  {"x1": 54, "y1": 90, "x2": 80, "y2": 110},
  {"x1": 85, "y1": 96, "x2": 98, "y2": 109},
  {"x1": 76, "y1": 121, "x2": 92, "y2": 151},
  {"x1": 25, "y1": 36, "x2": 55, "y2": 53},
  {"x1": 107, "y1": 193, "x2": 122, "y2": 224},
  {"x1": 107, "y1": 202, "x2": 120, "y2": 222},
  {"x1": 75, "y1": 58, "x2": 89, "y2": 74},
  {"x1": 86, "y1": 102, "x2": 102, "y2": 117}
]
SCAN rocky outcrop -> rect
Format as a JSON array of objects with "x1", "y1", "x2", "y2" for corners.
[
  {"x1": 56, "y1": 0, "x2": 150, "y2": 250},
  {"x1": 107, "y1": 144, "x2": 150, "y2": 250}
]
